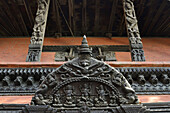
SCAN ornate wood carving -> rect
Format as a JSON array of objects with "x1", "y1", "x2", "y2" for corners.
[
  {"x1": 0, "y1": 67, "x2": 169, "y2": 96},
  {"x1": 122, "y1": 0, "x2": 145, "y2": 61},
  {"x1": 30, "y1": 36, "x2": 138, "y2": 109},
  {"x1": 26, "y1": 0, "x2": 50, "y2": 62}
]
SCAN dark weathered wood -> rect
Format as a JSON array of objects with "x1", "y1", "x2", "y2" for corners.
[
  {"x1": 94, "y1": 0, "x2": 100, "y2": 36},
  {"x1": 0, "y1": 1, "x2": 19, "y2": 35},
  {"x1": 54, "y1": 0, "x2": 62, "y2": 33},
  {"x1": 14, "y1": 1, "x2": 29, "y2": 36},
  {"x1": 43, "y1": 45, "x2": 130, "y2": 52},
  {"x1": 141, "y1": 0, "x2": 157, "y2": 35},
  {"x1": 68, "y1": 0, "x2": 73, "y2": 28},
  {"x1": 0, "y1": 0, "x2": 169, "y2": 37},
  {"x1": 82, "y1": 0, "x2": 87, "y2": 34},
  {"x1": 26, "y1": 0, "x2": 51, "y2": 62},
  {"x1": 22, "y1": 0, "x2": 34, "y2": 27},
  {"x1": 146, "y1": 0, "x2": 166, "y2": 35},
  {"x1": 107, "y1": 0, "x2": 118, "y2": 33}
]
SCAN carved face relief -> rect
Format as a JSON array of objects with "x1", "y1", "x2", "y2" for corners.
[{"x1": 79, "y1": 59, "x2": 90, "y2": 67}]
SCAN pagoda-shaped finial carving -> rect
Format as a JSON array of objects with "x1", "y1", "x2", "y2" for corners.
[{"x1": 79, "y1": 35, "x2": 91, "y2": 54}]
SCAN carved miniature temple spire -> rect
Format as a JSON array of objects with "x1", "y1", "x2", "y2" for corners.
[
  {"x1": 26, "y1": 0, "x2": 50, "y2": 62},
  {"x1": 122, "y1": 0, "x2": 145, "y2": 61},
  {"x1": 79, "y1": 35, "x2": 91, "y2": 54}
]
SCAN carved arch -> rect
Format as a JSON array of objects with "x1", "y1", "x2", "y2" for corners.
[{"x1": 31, "y1": 36, "x2": 138, "y2": 107}]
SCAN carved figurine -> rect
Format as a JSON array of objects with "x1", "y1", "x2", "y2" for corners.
[
  {"x1": 77, "y1": 84, "x2": 93, "y2": 106},
  {"x1": 26, "y1": 76, "x2": 34, "y2": 86},
  {"x1": 149, "y1": 75, "x2": 158, "y2": 84},
  {"x1": 53, "y1": 93, "x2": 62, "y2": 107},
  {"x1": 30, "y1": 0, "x2": 48, "y2": 45},
  {"x1": 42, "y1": 95, "x2": 53, "y2": 105},
  {"x1": 124, "y1": 0, "x2": 142, "y2": 44},
  {"x1": 161, "y1": 74, "x2": 170, "y2": 84},
  {"x1": 125, "y1": 92, "x2": 139, "y2": 104},
  {"x1": 64, "y1": 85, "x2": 75, "y2": 107},
  {"x1": 109, "y1": 91, "x2": 117, "y2": 106},
  {"x1": 95, "y1": 85, "x2": 108, "y2": 106},
  {"x1": 2, "y1": 76, "x2": 10, "y2": 86},
  {"x1": 46, "y1": 74, "x2": 56, "y2": 87},
  {"x1": 132, "y1": 49, "x2": 145, "y2": 61},
  {"x1": 27, "y1": 50, "x2": 39, "y2": 62},
  {"x1": 34, "y1": 94, "x2": 46, "y2": 105},
  {"x1": 14, "y1": 76, "x2": 23, "y2": 86}
]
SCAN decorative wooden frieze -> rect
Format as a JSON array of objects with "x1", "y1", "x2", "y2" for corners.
[
  {"x1": 26, "y1": 0, "x2": 50, "y2": 62},
  {"x1": 0, "y1": 67, "x2": 169, "y2": 95},
  {"x1": 122, "y1": 0, "x2": 145, "y2": 61}
]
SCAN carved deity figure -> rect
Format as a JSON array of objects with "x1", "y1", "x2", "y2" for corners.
[
  {"x1": 124, "y1": 0, "x2": 142, "y2": 44},
  {"x1": 109, "y1": 91, "x2": 117, "y2": 106},
  {"x1": 64, "y1": 85, "x2": 75, "y2": 106},
  {"x1": 132, "y1": 49, "x2": 145, "y2": 61},
  {"x1": 14, "y1": 76, "x2": 23, "y2": 86},
  {"x1": 95, "y1": 85, "x2": 108, "y2": 106},
  {"x1": 77, "y1": 84, "x2": 93, "y2": 106},
  {"x1": 53, "y1": 93, "x2": 62, "y2": 107},
  {"x1": 34, "y1": 94, "x2": 46, "y2": 105},
  {"x1": 27, "y1": 50, "x2": 39, "y2": 62},
  {"x1": 2, "y1": 76, "x2": 10, "y2": 86},
  {"x1": 31, "y1": 0, "x2": 48, "y2": 44}
]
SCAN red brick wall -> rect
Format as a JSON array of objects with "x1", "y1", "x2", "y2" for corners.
[{"x1": 0, "y1": 37, "x2": 169, "y2": 62}]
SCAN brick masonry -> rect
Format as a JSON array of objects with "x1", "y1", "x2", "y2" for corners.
[{"x1": 0, "y1": 37, "x2": 169, "y2": 62}]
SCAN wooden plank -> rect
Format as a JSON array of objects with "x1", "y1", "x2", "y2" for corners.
[
  {"x1": 136, "y1": 0, "x2": 147, "y2": 19},
  {"x1": 141, "y1": 0, "x2": 157, "y2": 35},
  {"x1": 43, "y1": 45, "x2": 130, "y2": 52},
  {"x1": 146, "y1": 0, "x2": 166, "y2": 35},
  {"x1": 94, "y1": 0, "x2": 100, "y2": 36},
  {"x1": 23, "y1": 0, "x2": 34, "y2": 27},
  {"x1": 82, "y1": 0, "x2": 87, "y2": 34},
  {"x1": 14, "y1": 1, "x2": 29, "y2": 36},
  {"x1": 107, "y1": 0, "x2": 118, "y2": 32},
  {"x1": 0, "y1": 1, "x2": 19, "y2": 35}
]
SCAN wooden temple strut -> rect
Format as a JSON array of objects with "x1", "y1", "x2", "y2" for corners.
[
  {"x1": 26, "y1": 0, "x2": 50, "y2": 62},
  {"x1": 122, "y1": 0, "x2": 145, "y2": 61},
  {"x1": 26, "y1": 0, "x2": 145, "y2": 62}
]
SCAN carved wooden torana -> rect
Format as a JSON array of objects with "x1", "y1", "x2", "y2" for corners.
[
  {"x1": 29, "y1": 36, "x2": 143, "y2": 112},
  {"x1": 26, "y1": 0, "x2": 50, "y2": 62},
  {"x1": 123, "y1": 0, "x2": 145, "y2": 61}
]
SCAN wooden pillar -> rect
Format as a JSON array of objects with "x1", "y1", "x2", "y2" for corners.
[
  {"x1": 26, "y1": 0, "x2": 50, "y2": 62},
  {"x1": 122, "y1": 0, "x2": 145, "y2": 61}
]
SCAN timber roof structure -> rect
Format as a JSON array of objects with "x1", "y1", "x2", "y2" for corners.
[{"x1": 0, "y1": 0, "x2": 169, "y2": 37}]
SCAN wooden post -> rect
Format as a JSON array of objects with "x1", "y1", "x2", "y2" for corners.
[
  {"x1": 26, "y1": 0, "x2": 50, "y2": 62},
  {"x1": 122, "y1": 0, "x2": 145, "y2": 61}
]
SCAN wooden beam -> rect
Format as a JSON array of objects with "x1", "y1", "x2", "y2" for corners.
[
  {"x1": 0, "y1": 0, "x2": 20, "y2": 35},
  {"x1": 141, "y1": 0, "x2": 157, "y2": 35},
  {"x1": 136, "y1": 0, "x2": 146, "y2": 19},
  {"x1": 14, "y1": 1, "x2": 29, "y2": 36},
  {"x1": 118, "y1": 13, "x2": 125, "y2": 36},
  {"x1": 146, "y1": 0, "x2": 166, "y2": 35},
  {"x1": 107, "y1": 0, "x2": 118, "y2": 32},
  {"x1": 94, "y1": 0, "x2": 100, "y2": 36},
  {"x1": 122, "y1": 0, "x2": 145, "y2": 61},
  {"x1": 0, "y1": 9, "x2": 14, "y2": 36},
  {"x1": 68, "y1": 0, "x2": 73, "y2": 28},
  {"x1": 82, "y1": 0, "x2": 87, "y2": 34},
  {"x1": 26, "y1": 0, "x2": 51, "y2": 62},
  {"x1": 55, "y1": 0, "x2": 62, "y2": 33},
  {"x1": 23, "y1": 0, "x2": 34, "y2": 27}
]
